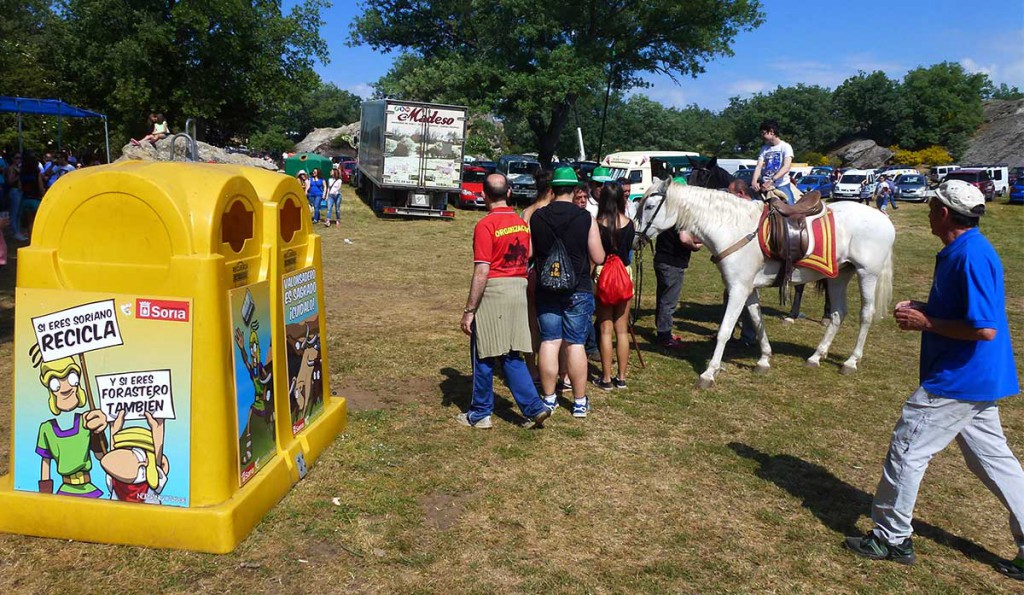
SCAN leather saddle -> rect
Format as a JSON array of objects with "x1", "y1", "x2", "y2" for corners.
[{"x1": 762, "y1": 190, "x2": 824, "y2": 305}]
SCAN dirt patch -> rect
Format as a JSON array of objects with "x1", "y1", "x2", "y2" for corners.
[
  {"x1": 337, "y1": 378, "x2": 436, "y2": 412},
  {"x1": 420, "y1": 492, "x2": 471, "y2": 531}
]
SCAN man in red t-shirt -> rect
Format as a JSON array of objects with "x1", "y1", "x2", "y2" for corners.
[{"x1": 457, "y1": 174, "x2": 552, "y2": 429}]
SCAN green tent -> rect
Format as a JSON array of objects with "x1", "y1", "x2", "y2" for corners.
[{"x1": 284, "y1": 152, "x2": 333, "y2": 179}]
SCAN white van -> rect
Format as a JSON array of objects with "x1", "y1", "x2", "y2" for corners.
[
  {"x1": 602, "y1": 150, "x2": 700, "y2": 199},
  {"x1": 715, "y1": 158, "x2": 758, "y2": 175},
  {"x1": 833, "y1": 169, "x2": 876, "y2": 200},
  {"x1": 930, "y1": 164, "x2": 960, "y2": 182},
  {"x1": 983, "y1": 165, "x2": 1009, "y2": 196}
]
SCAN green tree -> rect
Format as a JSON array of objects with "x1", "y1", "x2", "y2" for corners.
[
  {"x1": 832, "y1": 71, "x2": 904, "y2": 146},
  {"x1": 721, "y1": 84, "x2": 843, "y2": 156},
  {"x1": 987, "y1": 82, "x2": 1024, "y2": 100},
  {"x1": 0, "y1": 1, "x2": 66, "y2": 151},
  {"x1": 897, "y1": 62, "x2": 987, "y2": 158},
  {"x1": 55, "y1": 0, "x2": 330, "y2": 147},
  {"x1": 353, "y1": 1, "x2": 763, "y2": 165}
]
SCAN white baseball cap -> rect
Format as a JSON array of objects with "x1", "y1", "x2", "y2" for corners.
[{"x1": 934, "y1": 179, "x2": 985, "y2": 218}]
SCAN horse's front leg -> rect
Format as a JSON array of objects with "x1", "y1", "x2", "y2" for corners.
[
  {"x1": 744, "y1": 290, "x2": 772, "y2": 373},
  {"x1": 698, "y1": 284, "x2": 752, "y2": 389}
]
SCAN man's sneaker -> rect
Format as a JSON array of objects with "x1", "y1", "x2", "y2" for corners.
[
  {"x1": 995, "y1": 557, "x2": 1024, "y2": 581},
  {"x1": 572, "y1": 397, "x2": 590, "y2": 418},
  {"x1": 556, "y1": 379, "x2": 573, "y2": 393},
  {"x1": 522, "y1": 407, "x2": 552, "y2": 429},
  {"x1": 542, "y1": 395, "x2": 558, "y2": 413},
  {"x1": 612, "y1": 376, "x2": 627, "y2": 389},
  {"x1": 592, "y1": 377, "x2": 614, "y2": 391},
  {"x1": 455, "y1": 413, "x2": 493, "y2": 429},
  {"x1": 844, "y1": 531, "x2": 916, "y2": 565}
]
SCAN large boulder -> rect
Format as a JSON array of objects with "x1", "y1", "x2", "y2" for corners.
[
  {"x1": 961, "y1": 99, "x2": 1024, "y2": 166},
  {"x1": 830, "y1": 139, "x2": 894, "y2": 169},
  {"x1": 294, "y1": 123, "x2": 360, "y2": 157},
  {"x1": 117, "y1": 137, "x2": 278, "y2": 170}
]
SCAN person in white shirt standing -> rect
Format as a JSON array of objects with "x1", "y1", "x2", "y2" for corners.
[{"x1": 751, "y1": 119, "x2": 795, "y2": 205}]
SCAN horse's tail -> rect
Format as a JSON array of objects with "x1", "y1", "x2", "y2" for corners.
[{"x1": 873, "y1": 249, "x2": 894, "y2": 321}]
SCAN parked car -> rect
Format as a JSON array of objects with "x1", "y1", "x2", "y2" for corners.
[
  {"x1": 497, "y1": 155, "x2": 540, "y2": 204},
  {"x1": 338, "y1": 160, "x2": 357, "y2": 184},
  {"x1": 474, "y1": 160, "x2": 497, "y2": 174},
  {"x1": 733, "y1": 168, "x2": 755, "y2": 187},
  {"x1": 942, "y1": 168, "x2": 995, "y2": 202},
  {"x1": 1009, "y1": 166, "x2": 1024, "y2": 187},
  {"x1": 795, "y1": 174, "x2": 833, "y2": 197},
  {"x1": 894, "y1": 173, "x2": 929, "y2": 202},
  {"x1": 833, "y1": 169, "x2": 875, "y2": 200},
  {"x1": 1009, "y1": 176, "x2": 1024, "y2": 204},
  {"x1": 455, "y1": 165, "x2": 487, "y2": 209}
]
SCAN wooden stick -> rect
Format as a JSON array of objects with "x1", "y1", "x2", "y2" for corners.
[{"x1": 79, "y1": 353, "x2": 109, "y2": 455}]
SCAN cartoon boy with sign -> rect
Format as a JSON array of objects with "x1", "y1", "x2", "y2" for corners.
[
  {"x1": 32, "y1": 352, "x2": 109, "y2": 497},
  {"x1": 100, "y1": 411, "x2": 169, "y2": 503}
]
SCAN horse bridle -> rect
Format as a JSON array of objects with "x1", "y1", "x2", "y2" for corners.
[{"x1": 630, "y1": 189, "x2": 667, "y2": 324}]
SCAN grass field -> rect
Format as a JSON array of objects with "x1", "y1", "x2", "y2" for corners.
[{"x1": 0, "y1": 189, "x2": 1021, "y2": 593}]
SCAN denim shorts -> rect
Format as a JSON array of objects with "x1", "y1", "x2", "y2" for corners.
[{"x1": 537, "y1": 291, "x2": 595, "y2": 344}]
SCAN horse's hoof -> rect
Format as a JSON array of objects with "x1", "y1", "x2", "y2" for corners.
[
  {"x1": 782, "y1": 317, "x2": 795, "y2": 325},
  {"x1": 840, "y1": 364, "x2": 857, "y2": 375},
  {"x1": 696, "y1": 376, "x2": 716, "y2": 389},
  {"x1": 805, "y1": 359, "x2": 820, "y2": 368},
  {"x1": 754, "y1": 364, "x2": 770, "y2": 375}
]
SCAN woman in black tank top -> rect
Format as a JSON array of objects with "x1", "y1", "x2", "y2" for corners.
[{"x1": 594, "y1": 182, "x2": 634, "y2": 390}]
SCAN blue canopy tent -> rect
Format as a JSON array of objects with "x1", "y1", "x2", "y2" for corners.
[{"x1": 0, "y1": 96, "x2": 110, "y2": 163}]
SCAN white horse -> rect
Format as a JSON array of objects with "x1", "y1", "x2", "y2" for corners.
[{"x1": 637, "y1": 179, "x2": 895, "y2": 388}]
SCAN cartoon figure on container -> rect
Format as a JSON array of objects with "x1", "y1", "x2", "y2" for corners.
[
  {"x1": 234, "y1": 319, "x2": 274, "y2": 464},
  {"x1": 31, "y1": 348, "x2": 109, "y2": 497},
  {"x1": 286, "y1": 321, "x2": 322, "y2": 426},
  {"x1": 100, "y1": 411, "x2": 169, "y2": 504}
]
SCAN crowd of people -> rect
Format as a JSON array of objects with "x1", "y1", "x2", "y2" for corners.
[
  {"x1": 457, "y1": 147, "x2": 1023, "y2": 581},
  {"x1": 0, "y1": 149, "x2": 101, "y2": 255}
]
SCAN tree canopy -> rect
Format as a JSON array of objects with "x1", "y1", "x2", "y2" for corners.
[
  {"x1": 352, "y1": 0, "x2": 765, "y2": 165},
  {"x1": 1, "y1": 0, "x2": 333, "y2": 154}
]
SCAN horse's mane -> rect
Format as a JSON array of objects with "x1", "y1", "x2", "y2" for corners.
[{"x1": 662, "y1": 183, "x2": 762, "y2": 237}]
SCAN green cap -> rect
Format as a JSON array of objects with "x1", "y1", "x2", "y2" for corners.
[
  {"x1": 673, "y1": 176, "x2": 688, "y2": 185},
  {"x1": 590, "y1": 166, "x2": 614, "y2": 183},
  {"x1": 551, "y1": 166, "x2": 579, "y2": 186}
]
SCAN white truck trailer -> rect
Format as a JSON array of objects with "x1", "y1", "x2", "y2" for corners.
[{"x1": 357, "y1": 99, "x2": 467, "y2": 218}]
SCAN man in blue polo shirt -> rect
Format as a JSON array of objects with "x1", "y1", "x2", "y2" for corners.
[{"x1": 845, "y1": 180, "x2": 1023, "y2": 581}]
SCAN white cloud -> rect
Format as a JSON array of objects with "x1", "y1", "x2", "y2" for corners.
[
  {"x1": 345, "y1": 82, "x2": 375, "y2": 99},
  {"x1": 640, "y1": 86, "x2": 689, "y2": 107},
  {"x1": 960, "y1": 57, "x2": 995, "y2": 76},
  {"x1": 727, "y1": 79, "x2": 771, "y2": 95}
]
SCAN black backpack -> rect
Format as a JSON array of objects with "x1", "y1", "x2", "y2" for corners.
[{"x1": 535, "y1": 208, "x2": 584, "y2": 294}]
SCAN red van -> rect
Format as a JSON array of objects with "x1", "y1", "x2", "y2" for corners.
[{"x1": 943, "y1": 169, "x2": 996, "y2": 202}]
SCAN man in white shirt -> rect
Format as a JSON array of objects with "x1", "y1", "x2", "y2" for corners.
[{"x1": 751, "y1": 119, "x2": 795, "y2": 204}]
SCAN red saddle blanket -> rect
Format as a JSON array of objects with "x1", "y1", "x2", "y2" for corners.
[{"x1": 757, "y1": 207, "x2": 840, "y2": 279}]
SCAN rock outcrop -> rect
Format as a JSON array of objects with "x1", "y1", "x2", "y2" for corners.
[
  {"x1": 961, "y1": 99, "x2": 1024, "y2": 166},
  {"x1": 294, "y1": 123, "x2": 359, "y2": 157},
  {"x1": 829, "y1": 139, "x2": 894, "y2": 169},
  {"x1": 117, "y1": 137, "x2": 278, "y2": 170}
]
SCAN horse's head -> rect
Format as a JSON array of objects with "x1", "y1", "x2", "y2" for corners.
[
  {"x1": 636, "y1": 177, "x2": 675, "y2": 240},
  {"x1": 688, "y1": 156, "x2": 735, "y2": 190}
]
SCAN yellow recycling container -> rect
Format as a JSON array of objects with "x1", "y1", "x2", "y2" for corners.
[
  {"x1": 221, "y1": 165, "x2": 346, "y2": 482},
  {"x1": 0, "y1": 161, "x2": 344, "y2": 553}
]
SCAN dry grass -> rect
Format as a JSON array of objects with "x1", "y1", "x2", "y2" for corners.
[{"x1": 0, "y1": 190, "x2": 1022, "y2": 594}]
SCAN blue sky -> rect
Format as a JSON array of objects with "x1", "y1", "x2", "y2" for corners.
[{"x1": 295, "y1": 1, "x2": 1024, "y2": 111}]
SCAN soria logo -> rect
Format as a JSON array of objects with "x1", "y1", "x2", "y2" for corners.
[{"x1": 136, "y1": 299, "x2": 190, "y2": 322}]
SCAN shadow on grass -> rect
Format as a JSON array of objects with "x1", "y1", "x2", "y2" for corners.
[
  {"x1": 438, "y1": 366, "x2": 532, "y2": 426},
  {"x1": 728, "y1": 442, "x2": 1003, "y2": 566}
]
